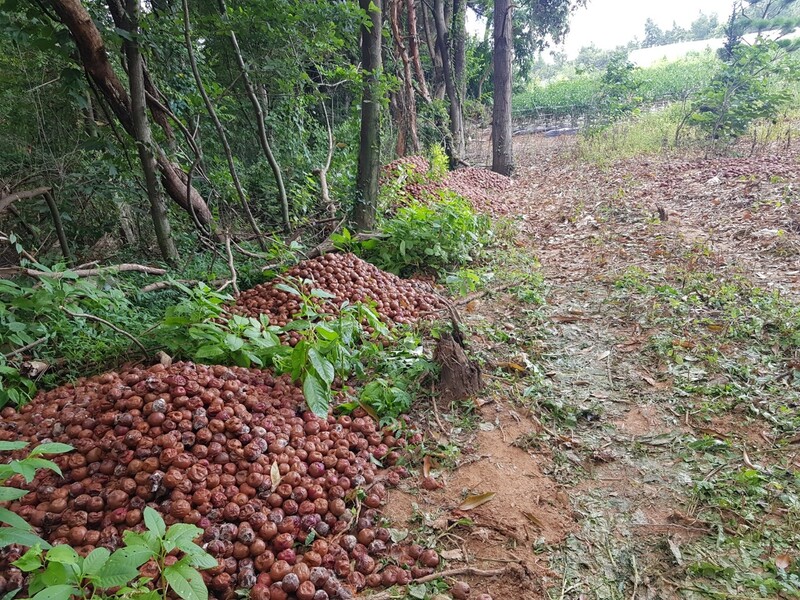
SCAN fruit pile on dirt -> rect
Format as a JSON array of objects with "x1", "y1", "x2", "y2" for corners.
[
  {"x1": 229, "y1": 253, "x2": 447, "y2": 329},
  {"x1": 381, "y1": 156, "x2": 513, "y2": 215},
  {"x1": 0, "y1": 362, "x2": 441, "y2": 599}
]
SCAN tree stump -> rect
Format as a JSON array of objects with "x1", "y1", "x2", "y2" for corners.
[{"x1": 434, "y1": 331, "x2": 482, "y2": 403}]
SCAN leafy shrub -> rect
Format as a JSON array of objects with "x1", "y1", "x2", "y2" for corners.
[
  {"x1": 689, "y1": 40, "x2": 797, "y2": 142},
  {"x1": 0, "y1": 264, "x2": 156, "y2": 407},
  {"x1": 361, "y1": 193, "x2": 493, "y2": 277}
]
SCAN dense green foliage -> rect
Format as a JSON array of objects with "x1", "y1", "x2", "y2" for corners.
[{"x1": 360, "y1": 194, "x2": 493, "y2": 277}]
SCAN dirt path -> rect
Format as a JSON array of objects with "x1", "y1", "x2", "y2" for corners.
[{"x1": 383, "y1": 137, "x2": 800, "y2": 599}]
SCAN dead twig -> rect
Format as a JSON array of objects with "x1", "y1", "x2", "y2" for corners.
[
  {"x1": 224, "y1": 235, "x2": 239, "y2": 295},
  {"x1": 139, "y1": 279, "x2": 199, "y2": 293},
  {"x1": 3, "y1": 337, "x2": 47, "y2": 359},
  {"x1": 454, "y1": 281, "x2": 518, "y2": 306},
  {"x1": 61, "y1": 306, "x2": 149, "y2": 356}
]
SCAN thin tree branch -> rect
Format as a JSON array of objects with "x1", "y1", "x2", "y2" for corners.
[{"x1": 61, "y1": 306, "x2": 149, "y2": 355}]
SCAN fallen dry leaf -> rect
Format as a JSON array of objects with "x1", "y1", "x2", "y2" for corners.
[
  {"x1": 423, "y1": 456, "x2": 431, "y2": 478},
  {"x1": 270, "y1": 461, "x2": 281, "y2": 489},
  {"x1": 776, "y1": 554, "x2": 792, "y2": 570},
  {"x1": 458, "y1": 492, "x2": 496, "y2": 511}
]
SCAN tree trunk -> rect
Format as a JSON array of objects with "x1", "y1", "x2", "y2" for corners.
[
  {"x1": 390, "y1": 0, "x2": 420, "y2": 155},
  {"x1": 47, "y1": 0, "x2": 213, "y2": 227},
  {"x1": 433, "y1": 0, "x2": 465, "y2": 165},
  {"x1": 492, "y1": 0, "x2": 514, "y2": 176},
  {"x1": 354, "y1": 0, "x2": 382, "y2": 231},
  {"x1": 421, "y1": 2, "x2": 445, "y2": 101},
  {"x1": 181, "y1": 0, "x2": 264, "y2": 249},
  {"x1": 452, "y1": 0, "x2": 466, "y2": 104},
  {"x1": 219, "y1": 0, "x2": 291, "y2": 232},
  {"x1": 124, "y1": 0, "x2": 178, "y2": 264},
  {"x1": 406, "y1": 0, "x2": 431, "y2": 102}
]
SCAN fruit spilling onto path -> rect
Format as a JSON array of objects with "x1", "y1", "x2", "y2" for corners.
[{"x1": 0, "y1": 362, "x2": 436, "y2": 599}]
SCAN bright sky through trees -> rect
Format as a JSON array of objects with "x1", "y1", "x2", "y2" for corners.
[{"x1": 561, "y1": 0, "x2": 737, "y2": 56}]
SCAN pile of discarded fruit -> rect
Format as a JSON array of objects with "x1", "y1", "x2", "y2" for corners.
[
  {"x1": 381, "y1": 156, "x2": 513, "y2": 215},
  {"x1": 229, "y1": 253, "x2": 447, "y2": 327},
  {"x1": 0, "y1": 362, "x2": 442, "y2": 599}
]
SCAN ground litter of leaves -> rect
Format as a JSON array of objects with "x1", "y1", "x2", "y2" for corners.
[{"x1": 385, "y1": 134, "x2": 800, "y2": 599}]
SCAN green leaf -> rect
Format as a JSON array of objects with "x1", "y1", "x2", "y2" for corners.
[
  {"x1": 303, "y1": 374, "x2": 330, "y2": 419},
  {"x1": 0, "y1": 588, "x2": 21, "y2": 600},
  {"x1": 164, "y1": 562, "x2": 208, "y2": 600},
  {"x1": 18, "y1": 458, "x2": 63, "y2": 478},
  {"x1": 30, "y1": 585, "x2": 79, "y2": 600},
  {"x1": 308, "y1": 348, "x2": 334, "y2": 386},
  {"x1": 0, "y1": 507, "x2": 33, "y2": 530},
  {"x1": 0, "y1": 527, "x2": 52, "y2": 549},
  {"x1": 12, "y1": 544, "x2": 43, "y2": 572},
  {"x1": 224, "y1": 334, "x2": 244, "y2": 352},
  {"x1": 164, "y1": 524, "x2": 202, "y2": 554},
  {"x1": 143, "y1": 506, "x2": 166, "y2": 538},
  {"x1": 310, "y1": 288, "x2": 336, "y2": 299},
  {"x1": 185, "y1": 551, "x2": 218, "y2": 570},
  {"x1": 274, "y1": 283, "x2": 301, "y2": 296},
  {"x1": 29, "y1": 443, "x2": 73, "y2": 457},
  {"x1": 122, "y1": 530, "x2": 160, "y2": 556},
  {"x1": 94, "y1": 546, "x2": 152, "y2": 588},
  {"x1": 45, "y1": 544, "x2": 81, "y2": 566},
  {"x1": 0, "y1": 441, "x2": 28, "y2": 452},
  {"x1": 0, "y1": 487, "x2": 29, "y2": 502},
  {"x1": 82, "y1": 547, "x2": 110, "y2": 576}
]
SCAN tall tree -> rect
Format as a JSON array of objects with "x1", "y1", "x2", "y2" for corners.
[
  {"x1": 453, "y1": 0, "x2": 467, "y2": 104},
  {"x1": 433, "y1": 0, "x2": 465, "y2": 165},
  {"x1": 489, "y1": 0, "x2": 588, "y2": 175},
  {"x1": 354, "y1": 0, "x2": 383, "y2": 230},
  {"x1": 492, "y1": 0, "x2": 513, "y2": 175},
  {"x1": 123, "y1": 0, "x2": 178, "y2": 263}
]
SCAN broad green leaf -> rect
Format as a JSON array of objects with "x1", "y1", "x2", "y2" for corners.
[
  {"x1": 30, "y1": 585, "x2": 79, "y2": 600},
  {"x1": 29, "y1": 443, "x2": 73, "y2": 457},
  {"x1": 0, "y1": 441, "x2": 28, "y2": 452},
  {"x1": 274, "y1": 283, "x2": 301, "y2": 296},
  {"x1": 28, "y1": 457, "x2": 63, "y2": 476},
  {"x1": 94, "y1": 546, "x2": 153, "y2": 588},
  {"x1": 0, "y1": 507, "x2": 33, "y2": 530},
  {"x1": 303, "y1": 374, "x2": 330, "y2": 419},
  {"x1": 0, "y1": 487, "x2": 29, "y2": 502},
  {"x1": 45, "y1": 544, "x2": 81, "y2": 566},
  {"x1": 310, "y1": 288, "x2": 336, "y2": 299},
  {"x1": 82, "y1": 547, "x2": 110, "y2": 576},
  {"x1": 164, "y1": 523, "x2": 202, "y2": 554},
  {"x1": 143, "y1": 506, "x2": 166, "y2": 538},
  {"x1": 9, "y1": 460, "x2": 37, "y2": 482},
  {"x1": 0, "y1": 526, "x2": 52, "y2": 549},
  {"x1": 308, "y1": 348, "x2": 334, "y2": 385},
  {"x1": 164, "y1": 562, "x2": 208, "y2": 600},
  {"x1": 315, "y1": 324, "x2": 339, "y2": 341},
  {"x1": 224, "y1": 334, "x2": 244, "y2": 352},
  {"x1": 12, "y1": 544, "x2": 43, "y2": 572},
  {"x1": 123, "y1": 530, "x2": 160, "y2": 556},
  {"x1": 185, "y1": 551, "x2": 218, "y2": 570}
]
